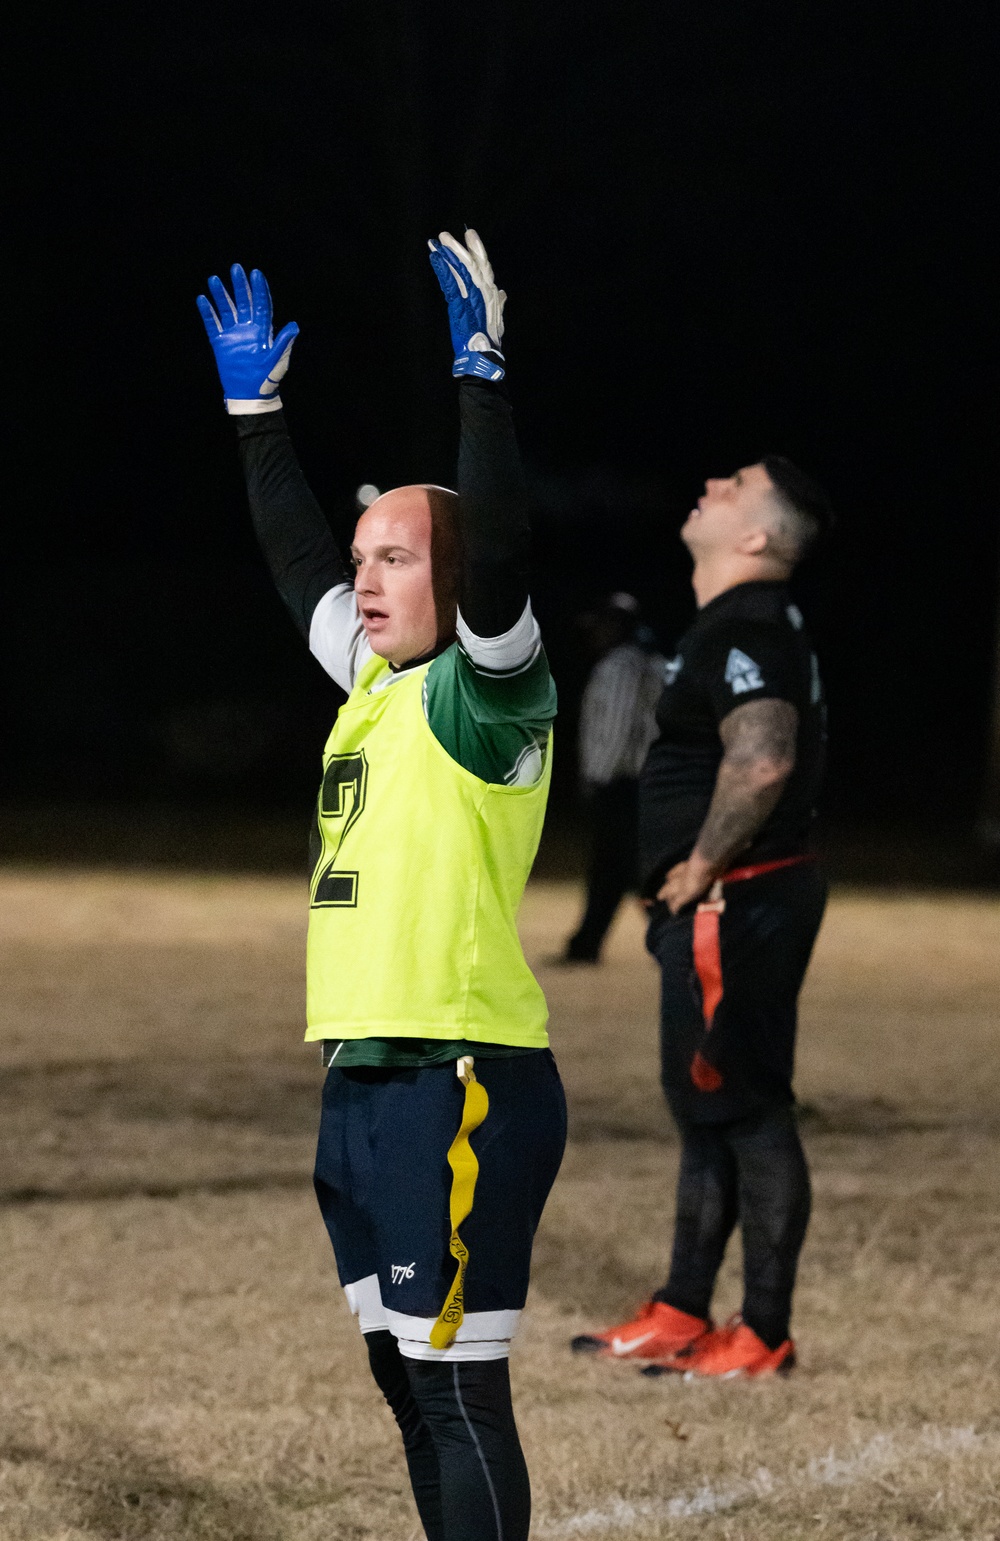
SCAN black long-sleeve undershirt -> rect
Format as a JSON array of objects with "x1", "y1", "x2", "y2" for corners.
[
  {"x1": 456, "y1": 379, "x2": 530, "y2": 636},
  {"x1": 235, "y1": 412, "x2": 348, "y2": 640},
  {"x1": 234, "y1": 379, "x2": 530, "y2": 643}
]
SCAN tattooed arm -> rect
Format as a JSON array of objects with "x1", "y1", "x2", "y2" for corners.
[{"x1": 659, "y1": 699, "x2": 798, "y2": 913}]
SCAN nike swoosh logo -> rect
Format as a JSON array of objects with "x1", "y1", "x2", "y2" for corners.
[{"x1": 612, "y1": 1331, "x2": 656, "y2": 1355}]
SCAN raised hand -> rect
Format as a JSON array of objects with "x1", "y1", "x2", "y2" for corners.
[
  {"x1": 196, "y1": 264, "x2": 299, "y2": 414},
  {"x1": 428, "y1": 229, "x2": 506, "y2": 381}
]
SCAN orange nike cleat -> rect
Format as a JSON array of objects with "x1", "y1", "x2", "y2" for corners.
[
  {"x1": 644, "y1": 1316, "x2": 795, "y2": 1378},
  {"x1": 571, "y1": 1300, "x2": 710, "y2": 1360}
]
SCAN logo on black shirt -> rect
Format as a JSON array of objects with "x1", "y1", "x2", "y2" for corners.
[{"x1": 724, "y1": 648, "x2": 765, "y2": 694}]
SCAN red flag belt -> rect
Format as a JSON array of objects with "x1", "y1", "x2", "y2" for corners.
[{"x1": 689, "y1": 855, "x2": 813, "y2": 1094}]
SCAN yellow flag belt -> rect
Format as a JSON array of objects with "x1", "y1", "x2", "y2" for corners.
[{"x1": 429, "y1": 1057, "x2": 490, "y2": 1351}]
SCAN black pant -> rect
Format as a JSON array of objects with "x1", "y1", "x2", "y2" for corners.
[
  {"x1": 654, "y1": 1108, "x2": 812, "y2": 1347},
  {"x1": 647, "y1": 863, "x2": 827, "y2": 1345},
  {"x1": 647, "y1": 861, "x2": 827, "y2": 1124},
  {"x1": 567, "y1": 779, "x2": 639, "y2": 960}
]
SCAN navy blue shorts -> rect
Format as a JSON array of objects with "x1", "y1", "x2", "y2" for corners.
[
  {"x1": 313, "y1": 1050, "x2": 566, "y2": 1361},
  {"x1": 647, "y1": 863, "x2": 827, "y2": 1125}
]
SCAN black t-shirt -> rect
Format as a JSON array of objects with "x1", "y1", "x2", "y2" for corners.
[{"x1": 638, "y1": 580, "x2": 825, "y2": 893}]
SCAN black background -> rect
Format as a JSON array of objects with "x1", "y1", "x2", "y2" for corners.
[{"x1": 6, "y1": 2, "x2": 998, "y2": 856}]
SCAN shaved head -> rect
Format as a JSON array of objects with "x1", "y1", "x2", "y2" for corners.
[
  {"x1": 357, "y1": 483, "x2": 434, "y2": 564},
  {"x1": 352, "y1": 484, "x2": 461, "y2": 666}
]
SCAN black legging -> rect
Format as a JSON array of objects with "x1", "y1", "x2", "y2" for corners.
[
  {"x1": 365, "y1": 1330, "x2": 530, "y2": 1541},
  {"x1": 654, "y1": 1107, "x2": 811, "y2": 1348}
]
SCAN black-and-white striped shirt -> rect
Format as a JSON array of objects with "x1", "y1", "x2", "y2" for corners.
[{"x1": 579, "y1": 643, "x2": 665, "y2": 787}]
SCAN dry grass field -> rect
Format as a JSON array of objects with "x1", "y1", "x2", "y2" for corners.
[{"x1": 1, "y1": 867, "x2": 999, "y2": 1540}]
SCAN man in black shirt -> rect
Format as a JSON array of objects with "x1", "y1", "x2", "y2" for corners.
[{"x1": 573, "y1": 456, "x2": 829, "y2": 1378}]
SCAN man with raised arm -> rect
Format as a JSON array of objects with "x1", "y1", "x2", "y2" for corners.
[
  {"x1": 573, "y1": 459, "x2": 830, "y2": 1378},
  {"x1": 197, "y1": 231, "x2": 565, "y2": 1541}
]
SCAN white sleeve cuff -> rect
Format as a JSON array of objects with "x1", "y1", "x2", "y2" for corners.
[
  {"x1": 456, "y1": 599, "x2": 541, "y2": 675},
  {"x1": 225, "y1": 396, "x2": 284, "y2": 415},
  {"x1": 309, "y1": 584, "x2": 373, "y2": 693}
]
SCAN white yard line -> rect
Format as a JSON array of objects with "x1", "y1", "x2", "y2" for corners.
[{"x1": 537, "y1": 1425, "x2": 988, "y2": 1536}]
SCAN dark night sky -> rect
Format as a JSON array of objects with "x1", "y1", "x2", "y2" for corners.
[{"x1": 6, "y1": 2, "x2": 998, "y2": 830}]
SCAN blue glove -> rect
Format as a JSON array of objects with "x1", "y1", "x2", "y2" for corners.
[
  {"x1": 428, "y1": 229, "x2": 506, "y2": 381},
  {"x1": 196, "y1": 264, "x2": 299, "y2": 414}
]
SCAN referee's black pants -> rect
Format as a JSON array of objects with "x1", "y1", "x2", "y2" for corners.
[
  {"x1": 646, "y1": 863, "x2": 827, "y2": 1347},
  {"x1": 566, "y1": 779, "x2": 639, "y2": 960}
]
